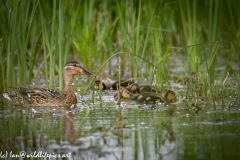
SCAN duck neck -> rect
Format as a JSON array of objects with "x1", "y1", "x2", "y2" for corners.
[{"x1": 64, "y1": 73, "x2": 74, "y2": 93}]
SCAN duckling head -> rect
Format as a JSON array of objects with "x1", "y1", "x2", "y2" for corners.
[
  {"x1": 163, "y1": 90, "x2": 177, "y2": 103},
  {"x1": 121, "y1": 87, "x2": 132, "y2": 99},
  {"x1": 114, "y1": 87, "x2": 132, "y2": 101},
  {"x1": 127, "y1": 83, "x2": 138, "y2": 92}
]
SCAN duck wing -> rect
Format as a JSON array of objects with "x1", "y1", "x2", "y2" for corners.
[{"x1": 24, "y1": 88, "x2": 62, "y2": 106}]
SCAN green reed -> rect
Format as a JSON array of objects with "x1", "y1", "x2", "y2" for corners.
[
  {"x1": 206, "y1": 0, "x2": 219, "y2": 82},
  {"x1": 57, "y1": 0, "x2": 65, "y2": 90},
  {"x1": 128, "y1": 0, "x2": 144, "y2": 79},
  {"x1": 179, "y1": 0, "x2": 201, "y2": 73},
  {"x1": 38, "y1": 0, "x2": 81, "y2": 90},
  {"x1": 72, "y1": 0, "x2": 97, "y2": 71},
  {"x1": 0, "y1": 0, "x2": 239, "y2": 107},
  {"x1": 39, "y1": 2, "x2": 55, "y2": 88},
  {"x1": 0, "y1": 0, "x2": 40, "y2": 91},
  {"x1": 225, "y1": 0, "x2": 240, "y2": 102},
  {"x1": 152, "y1": 29, "x2": 171, "y2": 89},
  {"x1": 0, "y1": 1, "x2": 20, "y2": 90}
]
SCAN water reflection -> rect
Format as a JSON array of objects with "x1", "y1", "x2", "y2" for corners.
[
  {"x1": 157, "y1": 104, "x2": 177, "y2": 159},
  {"x1": 1, "y1": 95, "x2": 240, "y2": 159},
  {"x1": 64, "y1": 107, "x2": 79, "y2": 145}
]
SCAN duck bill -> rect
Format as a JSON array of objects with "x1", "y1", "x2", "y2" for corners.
[{"x1": 81, "y1": 68, "x2": 95, "y2": 77}]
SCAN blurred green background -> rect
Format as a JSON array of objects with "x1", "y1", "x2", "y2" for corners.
[{"x1": 0, "y1": 0, "x2": 239, "y2": 92}]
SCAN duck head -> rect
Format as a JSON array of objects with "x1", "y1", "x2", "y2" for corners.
[{"x1": 64, "y1": 61, "x2": 94, "y2": 77}]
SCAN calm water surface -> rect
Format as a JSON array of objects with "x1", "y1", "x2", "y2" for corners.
[{"x1": 0, "y1": 89, "x2": 240, "y2": 160}]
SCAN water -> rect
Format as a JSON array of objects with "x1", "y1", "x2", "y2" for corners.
[
  {"x1": 0, "y1": 75, "x2": 240, "y2": 160},
  {"x1": 1, "y1": 91, "x2": 240, "y2": 160}
]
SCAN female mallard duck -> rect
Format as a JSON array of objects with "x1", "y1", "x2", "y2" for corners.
[
  {"x1": 3, "y1": 61, "x2": 94, "y2": 107},
  {"x1": 127, "y1": 83, "x2": 159, "y2": 94}
]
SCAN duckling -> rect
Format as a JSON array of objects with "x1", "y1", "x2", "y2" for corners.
[
  {"x1": 131, "y1": 90, "x2": 177, "y2": 104},
  {"x1": 95, "y1": 79, "x2": 134, "y2": 90},
  {"x1": 173, "y1": 72, "x2": 197, "y2": 84},
  {"x1": 159, "y1": 90, "x2": 177, "y2": 103},
  {"x1": 127, "y1": 83, "x2": 159, "y2": 94},
  {"x1": 131, "y1": 93, "x2": 164, "y2": 104},
  {"x1": 94, "y1": 80, "x2": 109, "y2": 90},
  {"x1": 115, "y1": 86, "x2": 177, "y2": 104},
  {"x1": 110, "y1": 79, "x2": 135, "y2": 90},
  {"x1": 114, "y1": 87, "x2": 132, "y2": 101}
]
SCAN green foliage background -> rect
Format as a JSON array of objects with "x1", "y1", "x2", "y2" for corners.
[{"x1": 0, "y1": 0, "x2": 239, "y2": 92}]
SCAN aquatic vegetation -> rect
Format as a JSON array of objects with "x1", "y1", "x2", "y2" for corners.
[
  {"x1": 0, "y1": 0, "x2": 240, "y2": 159},
  {"x1": 0, "y1": 0, "x2": 239, "y2": 93}
]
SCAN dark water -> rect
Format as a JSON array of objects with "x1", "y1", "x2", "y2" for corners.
[{"x1": 0, "y1": 89, "x2": 240, "y2": 160}]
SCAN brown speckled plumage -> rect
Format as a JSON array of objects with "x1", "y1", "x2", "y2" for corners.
[{"x1": 3, "y1": 61, "x2": 94, "y2": 107}]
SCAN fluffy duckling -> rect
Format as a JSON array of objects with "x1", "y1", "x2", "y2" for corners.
[
  {"x1": 130, "y1": 92, "x2": 164, "y2": 104},
  {"x1": 114, "y1": 87, "x2": 132, "y2": 101},
  {"x1": 110, "y1": 79, "x2": 135, "y2": 90},
  {"x1": 95, "y1": 79, "x2": 134, "y2": 90},
  {"x1": 129, "y1": 90, "x2": 176, "y2": 104},
  {"x1": 115, "y1": 86, "x2": 177, "y2": 104},
  {"x1": 127, "y1": 83, "x2": 159, "y2": 94},
  {"x1": 159, "y1": 90, "x2": 177, "y2": 103}
]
